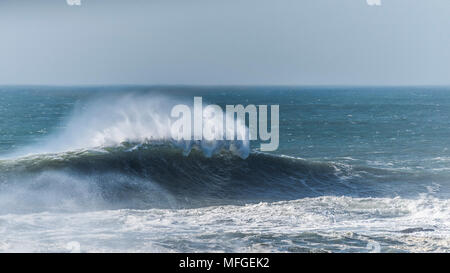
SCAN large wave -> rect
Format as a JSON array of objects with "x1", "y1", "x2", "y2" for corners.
[
  {"x1": 0, "y1": 142, "x2": 426, "y2": 214},
  {"x1": 0, "y1": 93, "x2": 437, "y2": 214}
]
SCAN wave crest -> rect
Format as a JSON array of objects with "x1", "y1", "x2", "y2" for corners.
[{"x1": 7, "y1": 93, "x2": 249, "y2": 159}]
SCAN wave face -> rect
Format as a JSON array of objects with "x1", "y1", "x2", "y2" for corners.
[{"x1": 0, "y1": 142, "x2": 434, "y2": 214}]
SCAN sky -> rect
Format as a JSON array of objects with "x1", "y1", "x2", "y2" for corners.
[{"x1": 0, "y1": 0, "x2": 449, "y2": 86}]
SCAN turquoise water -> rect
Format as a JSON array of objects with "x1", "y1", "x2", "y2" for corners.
[{"x1": 0, "y1": 86, "x2": 449, "y2": 252}]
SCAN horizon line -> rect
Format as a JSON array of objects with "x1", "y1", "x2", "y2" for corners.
[{"x1": 1, "y1": 84, "x2": 450, "y2": 88}]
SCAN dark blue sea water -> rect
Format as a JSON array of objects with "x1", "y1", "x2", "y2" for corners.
[{"x1": 0, "y1": 86, "x2": 449, "y2": 252}]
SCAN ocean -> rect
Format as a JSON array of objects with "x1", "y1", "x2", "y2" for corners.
[{"x1": 0, "y1": 86, "x2": 449, "y2": 252}]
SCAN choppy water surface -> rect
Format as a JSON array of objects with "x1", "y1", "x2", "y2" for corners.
[{"x1": 0, "y1": 86, "x2": 449, "y2": 252}]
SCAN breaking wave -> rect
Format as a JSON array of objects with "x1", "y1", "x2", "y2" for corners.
[
  {"x1": 0, "y1": 93, "x2": 439, "y2": 214},
  {"x1": 0, "y1": 142, "x2": 427, "y2": 214}
]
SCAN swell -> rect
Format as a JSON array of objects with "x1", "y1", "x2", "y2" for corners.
[{"x1": 0, "y1": 142, "x2": 427, "y2": 213}]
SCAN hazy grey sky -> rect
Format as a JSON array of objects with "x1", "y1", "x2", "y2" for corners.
[{"x1": 0, "y1": 0, "x2": 449, "y2": 85}]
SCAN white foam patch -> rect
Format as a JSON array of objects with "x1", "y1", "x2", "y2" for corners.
[{"x1": 0, "y1": 196, "x2": 448, "y2": 252}]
